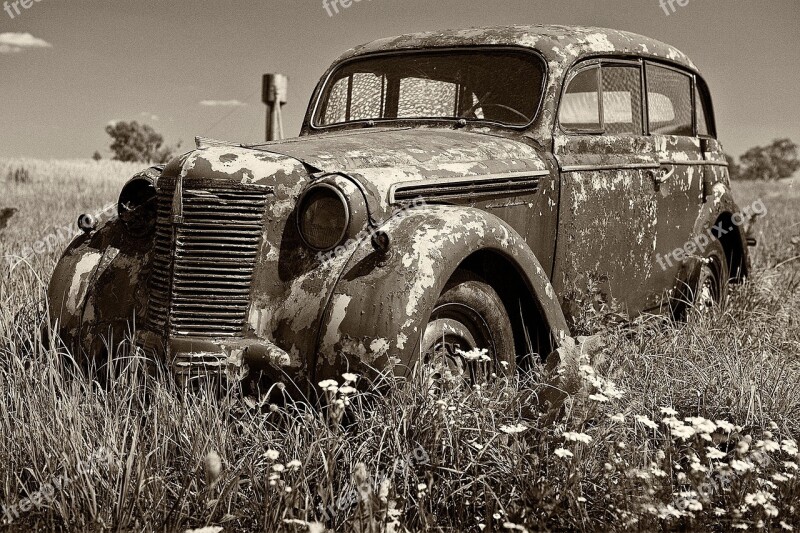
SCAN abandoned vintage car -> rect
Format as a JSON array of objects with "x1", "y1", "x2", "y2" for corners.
[{"x1": 47, "y1": 25, "x2": 751, "y2": 391}]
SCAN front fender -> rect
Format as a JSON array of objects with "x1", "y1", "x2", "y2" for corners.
[
  {"x1": 314, "y1": 205, "x2": 568, "y2": 382},
  {"x1": 47, "y1": 219, "x2": 150, "y2": 361}
]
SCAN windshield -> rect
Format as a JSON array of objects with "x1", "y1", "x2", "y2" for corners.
[{"x1": 314, "y1": 49, "x2": 546, "y2": 128}]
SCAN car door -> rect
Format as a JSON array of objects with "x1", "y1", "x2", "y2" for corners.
[
  {"x1": 644, "y1": 62, "x2": 706, "y2": 308},
  {"x1": 552, "y1": 59, "x2": 661, "y2": 320}
]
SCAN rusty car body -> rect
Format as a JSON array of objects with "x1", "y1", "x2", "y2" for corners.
[{"x1": 47, "y1": 25, "x2": 751, "y2": 392}]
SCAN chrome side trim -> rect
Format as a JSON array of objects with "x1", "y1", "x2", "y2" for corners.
[{"x1": 560, "y1": 162, "x2": 659, "y2": 172}]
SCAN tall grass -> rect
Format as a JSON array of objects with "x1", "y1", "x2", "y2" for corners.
[{"x1": 0, "y1": 160, "x2": 798, "y2": 531}]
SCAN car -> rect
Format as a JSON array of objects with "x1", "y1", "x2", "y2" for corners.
[{"x1": 47, "y1": 25, "x2": 751, "y2": 393}]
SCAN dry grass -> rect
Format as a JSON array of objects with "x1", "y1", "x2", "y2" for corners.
[{"x1": 0, "y1": 159, "x2": 798, "y2": 532}]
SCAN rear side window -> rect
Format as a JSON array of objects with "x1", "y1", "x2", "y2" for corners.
[
  {"x1": 559, "y1": 66, "x2": 601, "y2": 132},
  {"x1": 601, "y1": 66, "x2": 643, "y2": 135},
  {"x1": 646, "y1": 63, "x2": 693, "y2": 136}
]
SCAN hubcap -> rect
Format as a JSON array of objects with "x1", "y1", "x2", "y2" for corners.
[{"x1": 421, "y1": 303, "x2": 499, "y2": 386}]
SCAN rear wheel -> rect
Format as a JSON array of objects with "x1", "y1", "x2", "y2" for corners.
[
  {"x1": 674, "y1": 238, "x2": 729, "y2": 318},
  {"x1": 419, "y1": 271, "x2": 515, "y2": 386}
]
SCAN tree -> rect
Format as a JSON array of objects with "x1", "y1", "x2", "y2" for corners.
[
  {"x1": 92, "y1": 151, "x2": 102, "y2": 161},
  {"x1": 724, "y1": 153, "x2": 741, "y2": 181},
  {"x1": 105, "y1": 121, "x2": 179, "y2": 164},
  {"x1": 739, "y1": 138, "x2": 800, "y2": 181}
]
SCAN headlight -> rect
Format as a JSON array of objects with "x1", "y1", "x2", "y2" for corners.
[
  {"x1": 297, "y1": 184, "x2": 350, "y2": 251},
  {"x1": 118, "y1": 176, "x2": 157, "y2": 237}
]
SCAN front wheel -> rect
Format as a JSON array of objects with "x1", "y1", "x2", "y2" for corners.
[{"x1": 419, "y1": 271, "x2": 516, "y2": 386}]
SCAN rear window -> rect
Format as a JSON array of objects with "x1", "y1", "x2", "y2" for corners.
[{"x1": 646, "y1": 63, "x2": 693, "y2": 136}]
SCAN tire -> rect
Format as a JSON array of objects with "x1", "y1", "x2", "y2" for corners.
[
  {"x1": 674, "y1": 237, "x2": 730, "y2": 319},
  {"x1": 419, "y1": 270, "x2": 516, "y2": 385}
]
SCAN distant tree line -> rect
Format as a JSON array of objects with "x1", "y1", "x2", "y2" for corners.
[
  {"x1": 727, "y1": 138, "x2": 799, "y2": 181},
  {"x1": 96, "y1": 121, "x2": 180, "y2": 164},
  {"x1": 93, "y1": 121, "x2": 798, "y2": 182}
]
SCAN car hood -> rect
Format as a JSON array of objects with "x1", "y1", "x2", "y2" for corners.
[
  {"x1": 162, "y1": 128, "x2": 550, "y2": 220},
  {"x1": 249, "y1": 127, "x2": 550, "y2": 209}
]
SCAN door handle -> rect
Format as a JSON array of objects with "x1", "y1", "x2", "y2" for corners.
[{"x1": 648, "y1": 166, "x2": 675, "y2": 185}]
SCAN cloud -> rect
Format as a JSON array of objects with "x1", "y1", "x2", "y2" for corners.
[
  {"x1": 200, "y1": 99, "x2": 247, "y2": 107},
  {"x1": 0, "y1": 32, "x2": 52, "y2": 54}
]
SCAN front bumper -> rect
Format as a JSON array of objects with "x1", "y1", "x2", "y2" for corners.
[{"x1": 135, "y1": 330, "x2": 302, "y2": 383}]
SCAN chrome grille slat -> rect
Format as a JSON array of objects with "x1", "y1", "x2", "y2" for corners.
[{"x1": 146, "y1": 178, "x2": 269, "y2": 338}]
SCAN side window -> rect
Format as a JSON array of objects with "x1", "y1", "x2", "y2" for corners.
[
  {"x1": 646, "y1": 63, "x2": 693, "y2": 136},
  {"x1": 559, "y1": 66, "x2": 601, "y2": 132},
  {"x1": 601, "y1": 66, "x2": 643, "y2": 135}
]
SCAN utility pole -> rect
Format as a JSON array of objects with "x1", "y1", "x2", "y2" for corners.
[{"x1": 262, "y1": 74, "x2": 288, "y2": 141}]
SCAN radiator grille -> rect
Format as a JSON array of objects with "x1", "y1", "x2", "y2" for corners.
[{"x1": 147, "y1": 177, "x2": 270, "y2": 338}]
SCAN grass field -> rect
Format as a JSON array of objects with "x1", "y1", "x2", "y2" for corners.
[{"x1": 0, "y1": 158, "x2": 798, "y2": 532}]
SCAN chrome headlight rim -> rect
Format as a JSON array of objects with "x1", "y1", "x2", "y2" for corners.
[
  {"x1": 297, "y1": 182, "x2": 352, "y2": 252},
  {"x1": 117, "y1": 175, "x2": 158, "y2": 238}
]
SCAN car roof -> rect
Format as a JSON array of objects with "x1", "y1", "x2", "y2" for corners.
[{"x1": 339, "y1": 25, "x2": 698, "y2": 73}]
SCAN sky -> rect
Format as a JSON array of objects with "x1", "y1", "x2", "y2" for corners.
[{"x1": 0, "y1": 0, "x2": 798, "y2": 160}]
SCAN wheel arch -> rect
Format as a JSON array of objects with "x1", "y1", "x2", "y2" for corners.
[
  {"x1": 456, "y1": 249, "x2": 556, "y2": 367},
  {"x1": 711, "y1": 211, "x2": 749, "y2": 283}
]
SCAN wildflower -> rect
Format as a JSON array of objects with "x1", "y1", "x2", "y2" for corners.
[
  {"x1": 318, "y1": 379, "x2": 338, "y2": 392},
  {"x1": 608, "y1": 413, "x2": 625, "y2": 423},
  {"x1": 342, "y1": 372, "x2": 358, "y2": 383},
  {"x1": 716, "y1": 420, "x2": 736, "y2": 433},
  {"x1": 737, "y1": 440, "x2": 750, "y2": 454},
  {"x1": 686, "y1": 417, "x2": 717, "y2": 437},
  {"x1": 780, "y1": 521, "x2": 794, "y2": 531},
  {"x1": 756, "y1": 440, "x2": 780, "y2": 453},
  {"x1": 661, "y1": 407, "x2": 678, "y2": 416},
  {"x1": 186, "y1": 528, "x2": 224, "y2": 533},
  {"x1": 339, "y1": 385, "x2": 357, "y2": 395},
  {"x1": 577, "y1": 497, "x2": 587, "y2": 503},
  {"x1": 579, "y1": 364, "x2": 595, "y2": 376},
  {"x1": 784, "y1": 461, "x2": 798, "y2": 470},
  {"x1": 744, "y1": 491, "x2": 770, "y2": 507},
  {"x1": 287, "y1": 459, "x2": 302, "y2": 469},
  {"x1": 264, "y1": 449, "x2": 280, "y2": 461},
  {"x1": 563, "y1": 432, "x2": 592, "y2": 444},
  {"x1": 555, "y1": 448, "x2": 574, "y2": 459},
  {"x1": 730, "y1": 459, "x2": 753, "y2": 472},
  {"x1": 457, "y1": 348, "x2": 490, "y2": 362},
  {"x1": 272, "y1": 463, "x2": 285, "y2": 472},
  {"x1": 772, "y1": 473, "x2": 789, "y2": 482},
  {"x1": 204, "y1": 451, "x2": 222, "y2": 484},
  {"x1": 589, "y1": 393, "x2": 609, "y2": 402},
  {"x1": 706, "y1": 447, "x2": 727, "y2": 460},
  {"x1": 764, "y1": 504, "x2": 779, "y2": 517},
  {"x1": 672, "y1": 425, "x2": 696, "y2": 440},
  {"x1": 657, "y1": 504, "x2": 683, "y2": 520},
  {"x1": 731, "y1": 524, "x2": 748, "y2": 530},
  {"x1": 635, "y1": 415, "x2": 659, "y2": 430},
  {"x1": 650, "y1": 465, "x2": 667, "y2": 477},
  {"x1": 781, "y1": 439, "x2": 799, "y2": 455},
  {"x1": 500, "y1": 424, "x2": 527, "y2": 435},
  {"x1": 713, "y1": 508, "x2": 726, "y2": 516}
]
